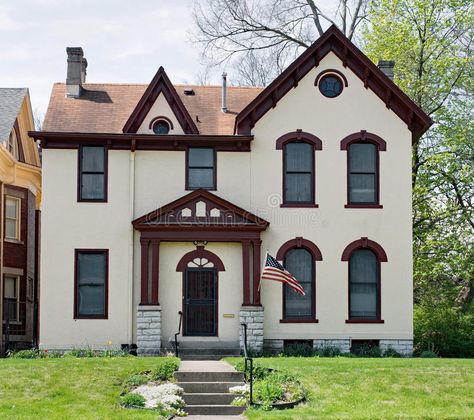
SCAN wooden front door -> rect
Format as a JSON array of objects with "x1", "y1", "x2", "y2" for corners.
[{"x1": 183, "y1": 267, "x2": 217, "y2": 336}]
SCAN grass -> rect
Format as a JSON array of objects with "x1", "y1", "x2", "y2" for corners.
[
  {"x1": 0, "y1": 357, "x2": 177, "y2": 419},
  {"x1": 226, "y1": 357, "x2": 474, "y2": 419}
]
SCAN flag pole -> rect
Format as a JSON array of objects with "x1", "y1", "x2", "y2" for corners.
[{"x1": 257, "y1": 249, "x2": 269, "y2": 292}]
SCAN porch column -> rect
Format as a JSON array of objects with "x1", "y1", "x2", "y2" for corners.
[
  {"x1": 151, "y1": 240, "x2": 160, "y2": 305},
  {"x1": 252, "y1": 239, "x2": 262, "y2": 305},
  {"x1": 140, "y1": 239, "x2": 149, "y2": 305},
  {"x1": 242, "y1": 240, "x2": 251, "y2": 306}
]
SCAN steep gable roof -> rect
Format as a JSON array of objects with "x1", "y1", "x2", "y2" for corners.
[
  {"x1": 122, "y1": 67, "x2": 199, "y2": 134},
  {"x1": 235, "y1": 25, "x2": 432, "y2": 143},
  {"x1": 132, "y1": 189, "x2": 269, "y2": 231},
  {"x1": 0, "y1": 88, "x2": 27, "y2": 143}
]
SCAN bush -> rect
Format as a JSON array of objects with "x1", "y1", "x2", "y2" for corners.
[
  {"x1": 234, "y1": 361, "x2": 271, "y2": 380},
  {"x1": 125, "y1": 373, "x2": 149, "y2": 388},
  {"x1": 419, "y1": 350, "x2": 438, "y2": 358},
  {"x1": 120, "y1": 393, "x2": 146, "y2": 408},
  {"x1": 352, "y1": 345, "x2": 382, "y2": 358},
  {"x1": 8, "y1": 349, "x2": 44, "y2": 359},
  {"x1": 282, "y1": 343, "x2": 315, "y2": 357},
  {"x1": 383, "y1": 348, "x2": 402, "y2": 358},
  {"x1": 314, "y1": 346, "x2": 341, "y2": 357},
  {"x1": 151, "y1": 358, "x2": 179, "y2": 381}
]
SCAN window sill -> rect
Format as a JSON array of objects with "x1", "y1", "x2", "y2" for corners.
[
  {"x1": 77, "y1": 199, "x2": 108, "y2": 203},
  {"x1": 280, "y1": 318, "x2": 319, "y2": 323},
  {"x1": 280, "y1": 203, "x2": 319, "y2": 208},
  {"x1": 185, "y1": 187, "x2": 217, "y2": 191},
  {"x1": 345, "y1": 204, "x2": 383, "y2": 208},
  {"x1": 345, "y1": 319, "x2": 384, "y2": 324},
  {"x1": 4, "y1": 238, "x2": 24, "y2": 245},
  {"x1": 74, "y1": 316, "x2": 108, "y2": 320}
]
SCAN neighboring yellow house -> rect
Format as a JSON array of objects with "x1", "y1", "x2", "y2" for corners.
[{"x1": 0, "y1": 88, "x2": 41, "y2": 355}]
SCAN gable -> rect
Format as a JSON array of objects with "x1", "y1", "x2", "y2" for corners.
[
  {"x1": 132, "y1": 189, "x2": 269, "y2": 231},
  {"x1": 235, "y1": 25, "x2": 432, "y2": 143},
  {"x1": 136, "y1": 93, "x2": 185, "y2": 135},
  {"x1": 123, "y1": 67, "x2": 198, "y2": 134}
]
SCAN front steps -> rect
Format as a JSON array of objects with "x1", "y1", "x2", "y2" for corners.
[
  {"x1": 178, "y1": 348, "x2": 241, "y2": 360},
  {"x1": 176, "y1": 361, "x2": 246, "y2": 416}
]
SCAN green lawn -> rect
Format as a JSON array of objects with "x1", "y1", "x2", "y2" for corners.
[
  {"x1": 227, "y1": 357, "x2": 474, "y2": 419},
  {"x1": 0, "y1": 357, "x2": 169, "y2": 419},
  {"x1": 0, "y1": 357, "x2": 473, "y2": 419}
]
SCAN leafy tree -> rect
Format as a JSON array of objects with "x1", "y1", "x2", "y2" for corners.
[{"x1": 364, "y1": 0, "x2": 473, "y2": 356}]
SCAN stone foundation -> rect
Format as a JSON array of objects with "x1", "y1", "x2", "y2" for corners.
[
  {"x1": 314, "y1": 339, "x2": 351, "y2": 353},
  {"x1": 136, "y1": 305, "x2": 161, "y2": 356},
  {"x1": 379, "y1": 339, "x2": 413, "y2": 357},
  {"x1": 263, "y1": 339, "x2": 284, "y2": 354},
  {"x1": 239, "y1": 306, "x2": 264, "y2": 353}
]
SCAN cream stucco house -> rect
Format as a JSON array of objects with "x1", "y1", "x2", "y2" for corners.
[{"x1": 31, "y1": 26, "x2": 431, "y2": 356}]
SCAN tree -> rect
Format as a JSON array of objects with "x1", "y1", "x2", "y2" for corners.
[
  {"x1": 192, "y1": 0, "x2": 370, "y2": 85},
  {"x1": 363, "y1": 0, "x2": 473, "y2": 356}
]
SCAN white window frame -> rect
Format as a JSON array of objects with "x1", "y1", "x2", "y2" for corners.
[
  {"x1": 5, "y1": 196, "x2": 21, "y2": 241},
  {"x1": 3, "y1": 275, "x2": 20, "y2": 322}
]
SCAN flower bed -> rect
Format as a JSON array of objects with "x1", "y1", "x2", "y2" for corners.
[{"x1": 232, "y1": 361, "x2": 306, "y2": 410}]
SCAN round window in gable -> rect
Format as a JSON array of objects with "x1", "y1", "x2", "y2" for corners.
[
  {"x1": 152, "y1": 120, "x2": 170, "y2": 135},
  {"x1": 318, "y1": 74, "x2": 343, "y2": 98}
]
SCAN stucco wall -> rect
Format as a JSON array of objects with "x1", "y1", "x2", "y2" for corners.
[{"x1": 40, "y1": 51, "x2": 413, "y2": 349}]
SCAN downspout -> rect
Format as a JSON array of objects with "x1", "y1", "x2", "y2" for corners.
[{"x1": 127, "y1": 143, "x2": 136, "y2": 347}]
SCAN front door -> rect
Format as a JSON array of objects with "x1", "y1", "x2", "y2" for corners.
[{"x1": 183, "y1": 267, "x2": 217, "y2": 336}]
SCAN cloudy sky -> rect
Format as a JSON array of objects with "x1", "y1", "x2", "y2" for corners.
[{"x1": 0, "y1": 0, "x2": 203, "y2": 117}]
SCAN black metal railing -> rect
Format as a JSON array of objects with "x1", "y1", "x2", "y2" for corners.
[
  {"x1": 174, "y1": 311, "x2": 183, "y2": 358},
  {"x1": 1, "y1": 300, "x2": 38, "y2": 357},
  {"x1": 241, "y1": 322, "x2": 253, "y2": 405}
]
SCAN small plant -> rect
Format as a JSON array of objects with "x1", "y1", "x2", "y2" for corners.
[
  {"x1": 234, "y1": 361, "x2": 271, "y2": 380},
  {"x1": 120, "y1": 392, "x2": 146, "y2": 408},
  {"x1": 151, "y1": 357, "x2": 179, "y2": 381},
  {"x1": 353, "y1": 345, "x2": 382, "y2": 357},
  {"x1": 282, "y1": 343, "x2": 315, "y2": 357},
  {"x1": 8, "y1": 349, "x2": 44, "y2": 359},
  {"x1": 316, "y1": 346, "x2": 342, "y2": 357},
  {"x1": 383, "y1": 348, "x2": 402, "y2": 358},
  {"x1": 231, "y1": 396, "x2": 248, "y2": 406},
  {"x1": 125, "y1": 373, "x2": 149, "y2": 388},
  {"x1": 420, "y1": 350, "x2": 438, "y2": 358}
]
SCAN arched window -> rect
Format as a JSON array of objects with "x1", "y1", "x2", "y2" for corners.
[
  {"x1": 276, "y1": 130, "x2": 322, "y2": 207},
  {"x1": 277, "y1": 237, "x2": 322, "y2": 322},
  {"x1": 340, "y1": 131, "x2": 386, "y2": 208},
  {"x1": 342, "y1": 237, "x2": 387, "y2": 323}
]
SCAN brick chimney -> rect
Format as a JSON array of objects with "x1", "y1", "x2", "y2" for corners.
[
  {"x1": 377, "y1": 60, "x2": 395, "y2": 80},
  {"x1": 66, "y1": 47, "x2": 87, "y2": 98}
]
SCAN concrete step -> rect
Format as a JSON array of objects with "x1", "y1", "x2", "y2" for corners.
[
  {"x1": 178, "y1": 381, "x2": 245, "y2": 393},
  {"x1": 182, "y1": 392, "x2": 237, "y2": 405},
  {"x1": 178, "y1": 348, "x2": 241, "y2": 356},
  {"x1": 175, "y1": 371, "x2": 244, "y2": 383},
  {"x1": 184, "y1": 405, "x2": 246, "y2": 416}
]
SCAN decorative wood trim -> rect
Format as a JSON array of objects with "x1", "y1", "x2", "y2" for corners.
[
  {"x1": 276, "y1": 237, "x2": 323, "y2": 261},
  {"x1": 30, "y1": 131, "x2": 253, "y2": 152},
  {"x1": 280, "y1": 318, "x2": 319, "y2": 323},
  {"x1": 176, "y1": 246, "x2": 225, "y2": 272},
  {"x1": 74, "y1": 249, "x2": 108, "y2": 319},
  {"x1": 341, "y1": 237, "x2": 388, "y2": 262},
  {"x1": 148, "y1": 115, "x2": 174, "y2": 131},
  {"x1": 242, "y1": 240, "x2": 251, "y2": 306},
  {"x1": 123, "y1": 66, "x2": 198, "y2": 134},
  {"x1": 315, "y1": 69, "x2": 349, "y2": 87},
  {"x1": 140, "y1": 239, "x2": 149, "y2": 305},
  {"x1": 345, "y1": 319, "x2": 385, "y2": 324},
  {"x1": 151, "y1": 240, "x2": 160, "y2": 305},
  {"x1": 340, "y1": 131, "x2": 387, "y2": 151},
  {"x1": 235, "y1": 25, "x2": 432, "y2": 142},
  {"x1": 252, "y1": 239, "x2": 262, "y2": 305},
  {"x1": 13, "y1": 120, "x2": 25, "y2": 163},
  {"x1": 275, "y1": 129, "x2": 323, "y2": 150}
]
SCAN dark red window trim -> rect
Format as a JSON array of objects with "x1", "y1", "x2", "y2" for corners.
[
  {"x1": 74, "y1": 249, "x2": 109, "y2": 320},
  {"x1": 185, "y1": 147, "x2": 217, "y2": 191},
  {"x1": 176, "y1": 246, "x2": 226, "y2": 272},
  {"x1": 340, "y1": 131, "x2": 386, "y2": 208},
  {"x1": 314, "y1": 69, "x2": 349, "y2": 88},
  {"x1": 148, "y1": 115, "x2": 174, "y2": 131},
  {"x1": 341, "y1": 237, "x2": 387, "y2": 323},
  {"x1": 276, "y1": 237, "x2": 322, "y2": 322},
  {"x1": 77, "y1": 145, "x2": 108, "y2": 203},
  {"x1": 277, "y1": 130, "x2": 322, "y2": 207}
]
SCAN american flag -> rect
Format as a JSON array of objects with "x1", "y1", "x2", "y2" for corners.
[{"x1": 261, "y1": 253, "x2": 305, "y2": 295}]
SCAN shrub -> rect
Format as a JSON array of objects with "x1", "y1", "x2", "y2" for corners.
[
  {"x1": 234, "y1": 361, "x2": 271, "y2": 380},
  {"x1": 8, "y1": 349, "x2": 45, "y2": 359},
  {"x1": 316, "y1": 346, "x2": 341, "y2": 357},
  {"x1": 120, "y1": 392, "x2": 146, "y2": 408},
  {"x1": 253, "y1": 379, "x2": 284, "y2": 405},
  {"x1": 420, "y1": 350, "x2": 438, "y2": 358},
  {"x1": 125, "y1": 373, "x2": 149, "y2": 388},
  {"x1": 353, "y1": 345, "x2": 382, "y2": 357},
  {"x1": 151, "y1": 358, "x2": 179, "y2": 381},
  {"x1": 383, "y1": 348, "x2": 402, "y2": 358}
]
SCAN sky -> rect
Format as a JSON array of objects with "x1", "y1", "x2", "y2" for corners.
[{"x1": 0, "y1": 0, "x2": 203, "y2": 117}]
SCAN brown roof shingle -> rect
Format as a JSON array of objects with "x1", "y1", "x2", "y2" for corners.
[{"x1": 43, "y1": 83, "x2": 263, "y2": 135}]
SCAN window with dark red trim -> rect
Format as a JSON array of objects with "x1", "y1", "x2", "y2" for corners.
[
  {"x1": 74, "y1": 249, "x2": 108, "y2": 319},
  {"x1": 348, "y1": 142, "x2": 378, "y2": 204},
  {"x1": 78, "y1": 145, "x2": 107, "y2": 202},
  {"x1": 283, "y1": 247, "x2": 315, "y2": 320},
  {"x1": 348, "y1": 249, "x2": 380, "y2": 320},
  {"x1": 283, "y1": 141, "x2": 314, "y2": 204},
  {"x1": 186, "y1": 148, "x2": 216, "y2": 190}
]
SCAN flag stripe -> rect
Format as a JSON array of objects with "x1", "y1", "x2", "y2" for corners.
[{"x1": 260, "y1": 252, "x2": 306, "y2": 296}]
